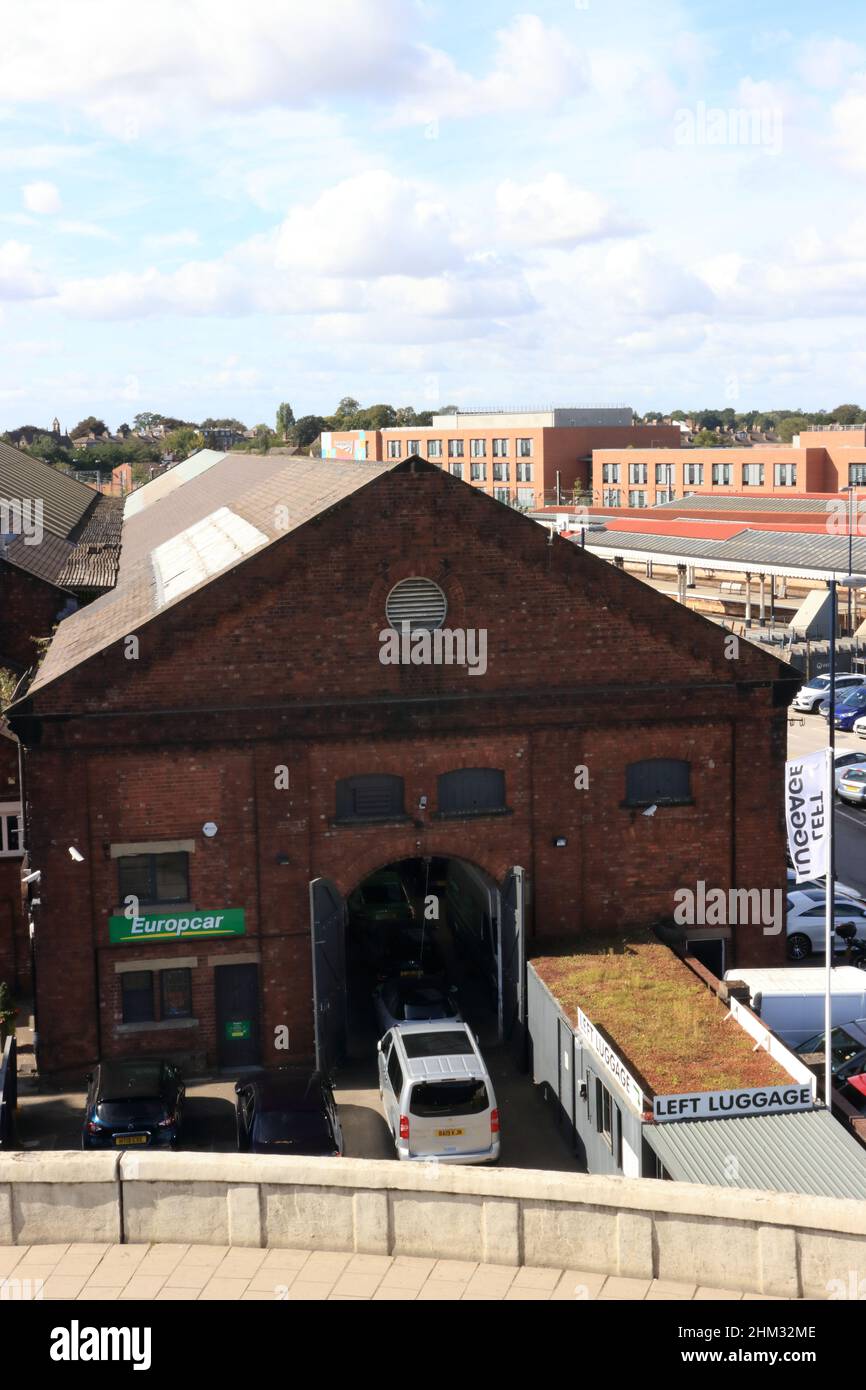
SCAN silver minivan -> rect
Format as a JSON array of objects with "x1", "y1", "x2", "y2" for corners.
[{"x1": 377, "y1": 1020, "x2": 500, "y2": 1164}]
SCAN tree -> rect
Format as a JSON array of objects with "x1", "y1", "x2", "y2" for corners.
[
  {"x1": 133, "y1": 411, "x2": 161, "y2": 434},
  {"x1": 832, "y1": 403, "x2": 863, "y2": 427},
  {"x1": 70, "y1": 416, "x2": 108, "y2": 439},
  {"x1": 358, "y1": 403, "x2": 396, "y2": 430},
  {"x1": 22, "y1": 433, "x2": 73, "y2": 467},
  {"x1": 777, "y1": 415, "x2": 811, "y2": 443},
  {"x1": 334, "y1": 397, "x2": 360, "y2": 420},
  {"x1": 276, "y1": 402, "x2": 295, "y2": 439},
  {"x1": 292, "y1": 415, "x2": 326, "y2": 448},
  {"x1": 200, "y1": 417, "x2": 245, "y2": 432},
  {"x1": 690, "y1": 429, "x2": 729, "y2": 447},
  {"x1": 695, "y1": 411, "x2": 722, "y2": 431},
  {"x1": 163, "y1": 427, "x2": 204, "y2": 461}
]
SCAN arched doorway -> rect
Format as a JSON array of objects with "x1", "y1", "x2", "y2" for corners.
[{"x1": 310, "y1": 856, "x2": 524, "y2": 1074}]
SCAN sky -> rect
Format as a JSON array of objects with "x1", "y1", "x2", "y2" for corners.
[{"x1": 1, "y1": 0, "x2": 866, "y2": 430}]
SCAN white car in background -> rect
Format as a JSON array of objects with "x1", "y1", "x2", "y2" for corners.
[
  {"x1": 786, "y1": 888, "x2": 866, "y2": 961},
  {"x1": 855, "y1": 714, "x2": 866, "y2": 740},
  {"x1": 792, "y1": 673, "x2": 866, "y2": 713}
]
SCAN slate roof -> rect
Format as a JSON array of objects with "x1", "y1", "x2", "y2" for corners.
[
  {"x1": 24, "y1": 454, "x2": 396, "y2": 696},
  {"x1": 0, "y1": 440, "x2": 96, "y2": 538}
]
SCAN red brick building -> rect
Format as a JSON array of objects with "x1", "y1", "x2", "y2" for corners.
[
  {"x1": 0, "y1": 724, "x2": 27, "y2": 992},
  {"x1": 7, "y1": 455, "x2": 797, "y2": 1077}
]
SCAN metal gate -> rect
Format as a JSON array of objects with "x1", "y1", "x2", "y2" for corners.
[
  {"x1": 498, "y1": 865, "x2": 526, "y2": 1044},
  {"x1": 309, "y1": 877, "x2": 347, "y2": 1075}
]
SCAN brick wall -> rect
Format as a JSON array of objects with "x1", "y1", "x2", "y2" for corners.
[{"x1": 15, "y1": 463, "x2": 795, "y2": 1073}]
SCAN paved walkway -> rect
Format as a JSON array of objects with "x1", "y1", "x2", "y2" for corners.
[{"x1": 0, "y1": 1244, "x2": 787, "y2": 1300}]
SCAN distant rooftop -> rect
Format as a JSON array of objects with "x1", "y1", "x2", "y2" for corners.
[{"x1": 429, "y1": 406, "x2": 634, "y2": 430}]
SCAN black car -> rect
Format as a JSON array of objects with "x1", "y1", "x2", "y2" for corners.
[
  {"x1": 82, "y1": 1059, "x2": 184, "y2": 1150},
  {"x1": 235, "y1": 1070, "x2": 343, "y2": 1156}
]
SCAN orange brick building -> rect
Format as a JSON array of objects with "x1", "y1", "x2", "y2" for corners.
[{"x1": 322, "y1": 408, "x2": 681, "y2": 509}]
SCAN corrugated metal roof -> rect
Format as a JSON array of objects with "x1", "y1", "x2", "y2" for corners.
[
  {"x1": 0, "y1": 439, "x2": 97, "y2": 539},
  {"x1": 25, "y1": 455, "x2": 397, "y2": 696},
  {"x1": 655, "y1": 495, "x2": 845, "y2": 514},
  {"x1": 645, "y1": 1107, "x2": 866, "y2": 1199},
  {"x1": 123, "y1": 450, "x2": 229, "y2": 520},
  {"x1": 587, "y1": 526, "x2": 866, "y2": 578}
]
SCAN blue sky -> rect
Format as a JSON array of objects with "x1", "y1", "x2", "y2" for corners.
[{"x1": 1, "y1": 0, "x2": 866, "y2": 429}]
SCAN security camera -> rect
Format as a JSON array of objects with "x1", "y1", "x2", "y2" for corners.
[
  {"x1": 418, "y1": 796, "x2": 428, "y2": 810},
  {"x1": 68, "y1": 847, "x2": 84, "y2": 862},
  {"x1": 642, "y1": 804, "x2": 658, "y2": 817},
  {"x1": 22, "y1": 869, "x2": 41, "y2": 884}
]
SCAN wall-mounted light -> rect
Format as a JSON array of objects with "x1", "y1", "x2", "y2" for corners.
[
  {"x1": 553, "y1": 836, "x2": 567, "y2": 848},
  {"x1": 202, "y1": 822, "x2": 218, "y2": 838}
]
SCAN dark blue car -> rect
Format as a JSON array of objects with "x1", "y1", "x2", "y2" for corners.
[
  {"x1": 82, "y1": 1059, "x2": 184, "y2": 1150},
  {"x1": 820, "y1": 687, "x2": 866, "y2": 730}
]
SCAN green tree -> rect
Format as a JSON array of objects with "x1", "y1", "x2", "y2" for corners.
[
  {"x1": 276, "y1": 402, "x2": 295, "y2": 439},
  {"x1": 133, "y1": 411, "x2": 161, "y2": 433},
  {"x1": 163, "y1": 427, "x2": 204, "y2": 460},
  {"x1": 832, "y1": 403, "x2": 863, "y2": 427},
  {"x1": 292, "y1": 415, "x2": 326, "y2": 448},
  {"x1": 776, "y1": 415, "x2": 811, "y2": 443},
  {"x1": 70, "y1": 416, "x2": 108, "y2": 439},
  {"x1": 334, "y1": 396, "x2": 360, "y2": 421},
  {"x1": 200, "y1": 417, "x2": 245, "y2": 432},
  {"x1": 358, "y1": 403, "x2": 397, "y2": 430},
  {"x1": 23, "y1": 433, "x2": 73, "y2": 467},
  {"x1": 690, "y1": 429, "x2": 729, "y2": 447}
]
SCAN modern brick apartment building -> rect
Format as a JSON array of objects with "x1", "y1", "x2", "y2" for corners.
[
  {"x1": 7, "y1": 455, "x2": 796, "y2": 1077},
  {"x1": 593, "y1": 427, "x2": 866, "y2": 507},
  {"x1": 322, "y1": 408, "x2": 681, "y2": 509},
  {"x1": 0, "y1": 724, "x2": 26, "y2": 991}
]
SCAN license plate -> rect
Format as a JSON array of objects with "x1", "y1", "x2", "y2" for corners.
[
  {"x1": 114, "y1": 1135, "x2": 148, "y2": 1146},
  {"x1": 437, "y1": 1128, "x2": 464, "y2": 1137},
  {"x1": 842, "y1": 783, "x2": 860, "y2": 792}
]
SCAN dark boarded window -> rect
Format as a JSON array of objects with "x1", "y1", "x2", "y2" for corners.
[
  {"x1": 335, "y1": 775, "x2": 405, "y2": 822},
  {"x1": 625, "y1": 758, "x2": 691, "y2": 807},
  {"x1": 117, "y1": 852, "x2": 189, "y2": 905},
  {"x1": 437, "y1": 768, "x2": 506, "y2": 816},
  {"x1": 121, "y1": 971, "x2": 154, "y2": 1024}
]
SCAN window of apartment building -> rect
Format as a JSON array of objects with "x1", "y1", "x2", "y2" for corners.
[
  {"x1": 427, "y1": 439, "x2": 443, "y2": 459},
  {"x1": 470, "y1": 462, "x2": 486, "y2": 481},
  {"x1": 386, "y1": 440, "x2": 402, "y2": 459},
  {"x1": 470, "y1": 438, "x2": 486, "y2": 458},
  {"x1": 742, "y1": 463, "x2": 764, "y2": 487},
  {"x1": 516, "y1": 488, "x2": 534, "y2": 507},
  {"x1": 448, "y1": 439, "x2": 464, "y2": 458},
  {"x1": 516, "y1": 438, "x2": 533, "y2": 458},
  {"x1": 494, "y1": 487, "x2": 511, "y2": 503},
  {"x1": 655, "y1": 489, "x2": 673, "y2": 505},
  {"x1": 625, "y1": 757, "x2": 692, "y2": 807},
  {"x1": 449, "y1": 462, "x2": 464, "y2": 480},
  {"x1": 774, "y1": 464, "x2": 797, "y2": 487},
  {"x1": 683, "y1": 463, "x2": 704, "y2": 485},
  {"x1": 335, "y1": 774, "x2": 406, "y2": 823},
  {"x1": 0, "y1": 803, "x2": 22, "y2": 856},
  {"x1": 492, "y1": 438, "x2": 509, "y2": 457},
  {"x1": 712, "y1": 463, "x2": 732, "y2": 485},
  {"x1": 516, "y1": 462, "x2": 533, "y2": 482},
  {"x1": 850, "y1": 464, "x2": 866, "y2": 486},
  {"x1": 602, "y1": 488, "x2": 621, "y2": 507},
  {"x1": 628, "y1": 489, "x2": 647, "y2": 507},
  {"x1": 602, "y1": 463, "x2": 620, "y2": 484},
  {"x1": 655, "y1": 463, "x2": 673, "y2": 485},
  {"x1": 121, "y1": 967, "x2": 193, "y2": 1025},
  {"x1": 628, "y1": 463, "x2": 647, "y2": 484},
  {"x1": 493, "y1": 462, "x2": 509, "y2": 482},
  {"x1": 437, "y1": 768, "x2": 506, "y2": 817},
  {"x1": 407, "y1": 439, "x2": 421, "y2": 457},
  {"x1": 117, "y1": 852, "x2": 189, "y2": 906}
]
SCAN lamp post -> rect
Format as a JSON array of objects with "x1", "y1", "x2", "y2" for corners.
[{"x1": 825, "y1": 573, "x2": 866, "y2": 1108}]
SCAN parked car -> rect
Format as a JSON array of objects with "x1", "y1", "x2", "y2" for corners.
[
  {"x1": 235, "y1": 1070, "x2": 343, "y2": 1156},
  {"x1": 82, "y1": 1059, "x2": 184, "y2": 1150},
  {"x1": 855, "y1": 714, "x2": 866, "y2": 740},
  {"x1": 373, "y1": 924, "x2": 448, "y2": 984},
  {"x1": 837, "y1": 765, "x2": 866, "y2": 806},
  {"x1": 819, "y1": 687, "x2": 866, "y2": 730},
  {"x1": 796, "y1": 1019, "x2": 866, "y2": 1085},
  {"x1": 786, "y1": 888, "x2": 866, "y2": 960},
  {"x1": 373, "y1": 977, "x2": 461, "y2": 1034},
  {"x1": 793, "y1": 673, "x2": 866, "y2": 713},
  {"x1": 377, "y1": 1020, "x2": 500, "y2": 1165}
]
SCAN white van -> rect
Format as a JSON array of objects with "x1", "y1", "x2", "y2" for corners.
[
  {"x1": 723, "y1": 966, "x2": 866, "y2": 1047},
  {"x1": 377, "y1": 1020, "x2": 500, "y2": 1164}
]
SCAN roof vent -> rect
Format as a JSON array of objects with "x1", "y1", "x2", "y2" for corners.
[{"x1": 385, "y1": 577, "x2": 447, "y2": 632}]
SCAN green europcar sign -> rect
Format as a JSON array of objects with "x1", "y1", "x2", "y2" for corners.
[{"x1": 109, "y1": 909, "x2": 245, "y2": 945}]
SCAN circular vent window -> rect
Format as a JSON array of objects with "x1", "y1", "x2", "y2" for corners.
[{"x1": 385, "y1": 577, "x2": 447, "y2": 632}]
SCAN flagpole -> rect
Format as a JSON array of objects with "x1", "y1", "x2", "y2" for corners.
[{"x1": 825, "y1": 579, "x2": 837, "y2": 1113}]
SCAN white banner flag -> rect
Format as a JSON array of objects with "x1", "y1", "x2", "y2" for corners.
[{"x1": 785, "y1": 750, "x2": 829, "y2": 883}]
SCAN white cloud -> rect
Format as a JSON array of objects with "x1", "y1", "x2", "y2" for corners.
[
  {"x1": 0, "y1": 240, "x2": 53, "y2": 298},
  {"x1": 142, "y1": 229, "x2": 201, "y2": 251},
  {"x1": 22, "y1": 180, "x2": 61, "y2": 214},
  {"x1": 274, "y1": 171, "x2": 461, "y2": 277},
  {"x1": 494, "y1": 174, "x2": 633, "y2": 249},
  {"x1": 830, "y1": 75, "x2": 866, "y2": 172}
]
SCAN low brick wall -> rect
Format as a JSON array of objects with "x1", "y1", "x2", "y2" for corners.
[{"x1": 1, "y1": 1151, "x2": 864, "y2": 1298}]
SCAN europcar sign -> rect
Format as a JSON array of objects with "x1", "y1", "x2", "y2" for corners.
[
  {"x1": 109, "y1": 909, "x2": 245, "y2": 944},
  {"x1": 653, "y1": 1083, "x2": 814, "y2": 1122}
]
